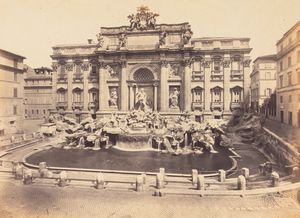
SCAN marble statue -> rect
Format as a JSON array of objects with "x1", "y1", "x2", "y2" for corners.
[
  {"x1": 183, "y1": 28, "x2": 193, "y2": 45},
  {"x1": 119, "y1": 33, "x2": 127, "y2": 47},
  {"x1": 127, "y1": 6, "x2": 159, "y2": 31},
  {"x1": 169, "y1": 88, "x2": 180, "y2": 108},
  {"x1": 159, "y1": 31, "x2": 167, "y2": 46},
  {"x1": 135, "y1": 88, "x2": 148, "y2": 111},
  {"x1": 109, "y1": 88, "x2": 118, "y2": 107},
  {"x1": 96, "y1": 33, "x2": 104, "y2": 48}
]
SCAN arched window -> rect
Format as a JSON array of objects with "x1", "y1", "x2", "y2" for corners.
[
  {"x1": 133, "y1": 68, "x2": 154, "y2": 82},
  {"x1": 57, "y1": 88, "x2": 67, "y2": 102},
  {"x1": 73, "y1": 88, "x2": 83, "y2": 103}
]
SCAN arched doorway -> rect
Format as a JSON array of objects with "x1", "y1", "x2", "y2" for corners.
[{"x1": 128, "y1": 68, "x2": 158, "y2": 111}]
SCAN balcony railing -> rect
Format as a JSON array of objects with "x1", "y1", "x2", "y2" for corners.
[
  {"x1": 72, "y1": 102, "x2": 83, "y2": 110},
  {"x1": 192, "y1": 102, "x2": 204, "y2": 111},
  {"x1": 192, "y1": 71, "x2": 204, "y2": 81},
  {"x1": 57, "y1": 75, "x2": 67, "y2": 83},
  {"x1": 210, "y1": 102, "x2": 223, "y2": 110},
  {"x1": 88, "y1": 101, "x2": 98, "y2": 111},
  {"x1": 211, "y1": 75, "x2": 224, "y2": 80},
  {"x1": 230, "y1": 102, "x2": 243, "y2": 110},
  {"x1": 88, "y1": 75, "x2": 99, "y2": 83},
  {"x1": 230, "y1": 70, "x2": 243, "y2": 80},
  {"x1": 56, "y1": 102, "x2": 67, "y2": 110}
]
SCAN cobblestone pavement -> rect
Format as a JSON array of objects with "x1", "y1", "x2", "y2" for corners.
[{"x1": 0, "y1": 179, "x2": 300, "y2": 218}]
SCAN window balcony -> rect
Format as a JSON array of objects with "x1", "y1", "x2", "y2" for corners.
[
  {"x1": 210, "y1": 102, "x2": 223, "y2": 111},
  {"x1": 56, "y1": 102, "x2": 67, "y2": 110},
  {"x1": 230, "y1": 102, "x2": 243, "y2": 110},
  {"x1": 88, "y1": 75, "x2": 99, "y2": 83},
  {"x1": 230, "y1": 70, "x2": 243, "y2": 80},
  {"x1": 88, "y1": 101, "x2": 98, "y2": 111},
  {"x1": 57, "y1": 75, "x2": 67, "y2": 83},
  {"x1": 73, "y1": 74, "x2": 83, "y2": 83},
  {"x1": 210, "y1": 75, "x2": 224, "y2": 81},
  {"x1": 72, "y1": 102, "x2": 83, "y2": 110},
  {"x1": 192, "y1": 71, "x2": 204, "y2": 81},
  {"x1": 192, "y1": 101, "x2": 204, "y2": 111}
]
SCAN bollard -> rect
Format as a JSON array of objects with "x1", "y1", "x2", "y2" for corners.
[
  {"x1": 22, "y1": 134, "x2": 26, "y2": 141},
  {"x1": 218, "y1": 169, "x2": 226, "y2": 182},
  {"x1": 159, "y1": 168, "x2": 165, "y2": 179},
  {"x1": 95, "y1": 172, "x2": 105, "y2": 189},
  {"x1": 141, "y1": 173, "x2": 147, "y2": 185},
  {"x1": 196, "y1": 175, "x2": 205, "y2": 191},
  {"x1": 10, "y1": 136, "x2": 15, "y2": 143},
  {"x1": 23, "y1": 169, "x2": 33, "y2": 185},
  {"x1": 58, "y1": 171, "x2": 67, "y2": 187},
  {"x1": 292, "y1": 167, "x2": 300, "y2": 183},
  {"x1": 39, "y1": 162, "x2": 48, "y2": 178},
  {"x1": 12, "y1": 162, "x2": 18, "y2": 174},
  {"x1": 15, "y1": 164, "x2": 23, "y2": 180},
  {"x1": 156, "y1": 173, "x2": 165, "y2": 189},
  {"x1": 32, "y1": 132, "x2": 36, "y2": 139},
  {"x1": 192, "y1": 169, "x2": 198, "y2": 185},
  {"x1": 241, "y1": 168, "x2": 250, "y2": 179},
  {"x1": 136, "y1": 175, "x2": 144, "y2": 192},
  {"x1": 237, "y1": 175, "x2": 246, "y2": 191},
  {"x1": 271, "y1": 171, "x2": 280, "y2": 187}
]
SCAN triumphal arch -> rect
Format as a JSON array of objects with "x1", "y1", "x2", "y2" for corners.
[{"x1": 51, "y1": 6, "x2": 252, "y2": 121}]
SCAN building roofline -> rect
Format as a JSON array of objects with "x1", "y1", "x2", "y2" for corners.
[
  {"x1": 253, "y1": 54, "x2": 277, "y2": 63},
  {"x1": 0, "y1": 49, "x2": 26, "y2": 59},
  {"x1": 192, "y1": 37, "x2": 250, "y2": 41},
  {"x1": 276, "y1": 20, "x2": 300, "y2": 45}
]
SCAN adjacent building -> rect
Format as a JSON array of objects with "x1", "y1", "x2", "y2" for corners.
[
  {"x1": 51, "y1": 7, "x2": 252, "y2": 122},
  {"x1": 276, "y1": 21, "x2": 300, "y2": 127},
  {"x1": 250, "y1": 54, "x2": 277, "y2": 114},
  {"x1": 0, "y1": 49, "x2": 25, "y2": 135},
  {"x1": 24, "y1": 66, "x2": 53, "y2": 119}
]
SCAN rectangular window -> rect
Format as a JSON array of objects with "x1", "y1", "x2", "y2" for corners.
[
  {"x1": 279, "y1": 75, "x2": 283, "y2": 87},
  {"x1": 13, "y1": 106, "x2": 17, "y2": 115},
  {"x1": 193, "y1": 62, "x2": 201, "y2": 72},
  {"x1": 289, "y1": 95, "x2": 292, "y2": 103},
  {"x1": 91, "y1": 66, "x2": 97, "y2": 75},
  {"x1": 280, "y1": 61, "x2": 283, "y2": 71},
  {"x1": 287, "y1": 72, "x2": 292, "y2": 86},
  {"x1": 288, "y1": 112, "x2": 293, "y2": 125},
  {"x1": 232, "y1": 60, "x2": 240, "y2": 71},
  {"x1": 14, "y1": 72, "x2": 17, "y2": 81},
  {"x1": 298, "y1": 94, "x2": 300, "y2": 102},
  {"x1": 288, "y1": 56, "x2": 292, "y2": 67},
  {"x1": 280, "y1": 111, "x2": 284, "y2": 123},
  {"x1": 43, "y1": 109, "x2": 46, "y2": 114},
  {"x1": 280, "y1": 95, "x2": 283, "y2": 103},
  {"x1": 297, "y1": 51, "x2": 300, "y2": 62},
  {"x1": 298, "y1": 71, "x2": 300, "y2": 84},
  {"x1": 13, "y1": 59, "x2": 18, "y2": 68},
  {"x1": 25, "y1": 109, "x2": 27, "y2": 114},
  {"x1": 13, "y1": 88, "x2": 18, "y2": 97}
]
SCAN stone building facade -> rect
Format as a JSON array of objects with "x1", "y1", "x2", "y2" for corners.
[
  {"x1": 24, "y1": 66, "x2": 53, "y2": 119},
  {"x1": 276, "y1": 21, "x2": 300, "y2": 127},
  {"x1": 51, "y1": 7, "x2": 252, "y2": 121},
  {"x1": 0, "y1": 49, "x2": 25, "y2": 135},
  {"x1": 250, "y1": 54, "x2": 277, "y2": 114}
]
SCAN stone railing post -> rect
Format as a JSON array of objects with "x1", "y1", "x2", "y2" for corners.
[
  {"x1": 237, "y1": 175, "x2": 246, "y2": 190},
  {"x1": 241, "y1": 168, "x2": 250, "y2": 179},
  {"x1": 271, "y1": 171, "x2": 280, "y2": 187},
  {"x1": 159, "y1": 168, "x2": 165, "y2": 179},
  {"x1": 141, "y1": 173, "x2": 147, "y2": 185},
  {"x1": 23, "y1": 169, "x2": 33, "y2": 185},
  {"x1": 192, "y1": 169, "x2": 198, "y2": 185},
  {"x1": 22, "y1": 134, "x2": 26, "y2": 141},
  {"x1": 156, "y1": 173, "x2": 165, "y2": 189},
  {"x1": 196, "y1": 175, "x2": 205, "y2": 191},
  {"x1": 10, "y1": 136, "x2": 15, "y2": 143},
  {"x1": 39, "y1": 162, "x2": 48, "y2": 178},
  {"x1": 95, "y1": 172, "x2": 105, "y2": 189},
  {"x1": 15, "y1": 163, "x2": 23, "y2": 180},
  {"x1": 292, "y1": 167, "x2": 300, "y2": 183},
  {"x1": 136, "y1": 175, "x2": 144, "y2": 192},
  {"x1": 58, "y1": 171, "x2": 67, "y2": 187},
  {"x1": 218, "y1": 169, "x2": 226, "y2": 182}
]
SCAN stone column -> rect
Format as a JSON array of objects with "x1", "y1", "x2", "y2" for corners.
[
  {"x1": 66, "y1": 63, "x2": 73, "y2": 111},
  {"x1": 129, "y1": 84, "x2": 134, "y2": 110},
  {"x1": 98, "y1": 63, "x2": 108, "y2": 111},
  {"x1": 223, "y1": 59, "x2": 231, "y2": 112},
  {"x1": 203, "y1": 59, "x2": 211, "y2": 113},
  {"x1": 120, "y1": 62, "x2": 128, "y2": 111},
  {"x1": 243, "y1": 59, "x2": 251, "y2": 109},
  {"x1": 154, "y1": 83, "x2": 158, "y2": 111},
  {"x1": 52, "y1": 62, "x2": 58, "y2": 111},
  {"x1": 160, "y1": 62, "x2": 169, "y2": 112},
  {"x1": 83, "y1": 63, "x2": 89, "y2": 111},
  {"x1": 183, "y1": 60, "x2": 192, "y2": 111}
]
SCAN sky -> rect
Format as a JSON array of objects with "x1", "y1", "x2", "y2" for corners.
[{"x1": 0, "y1": 0, "x2": 300, "y2": 68}]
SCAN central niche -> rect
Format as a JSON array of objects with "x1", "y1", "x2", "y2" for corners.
[{"x1": 132, "y1": 68, "x2": 155, "y2": 110}]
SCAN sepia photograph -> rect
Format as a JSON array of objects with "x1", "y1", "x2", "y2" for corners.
[{"x1": 0, "y1": 0, "x2": 300, "y2": 217}]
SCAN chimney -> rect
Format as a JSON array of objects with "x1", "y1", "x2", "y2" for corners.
[{"x1": 88, "y1": 39, "x2": 93, "y2": 44}]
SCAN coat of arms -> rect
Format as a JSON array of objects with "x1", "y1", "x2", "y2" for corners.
[{"x1": 128, "y1": 6, "x2": 159, "y2": 31}]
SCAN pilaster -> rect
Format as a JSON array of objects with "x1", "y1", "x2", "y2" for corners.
[
  {"x1": 83, "y1": 63, "x2": 89, "y2": 111},
  {"x1": 120, "y1": 61, "x2": 128, "y2": 111},
  {"x1": 98, "y1": 63, "x2": 108, "y2": 111},
  {"x1": 223, "y1": 59, "x2": 231, "y2": 112},
  {"x1": 160, "y1": 61, "x2": 168, "y2": 112},
  {"x1": 66, "y1": 63, "x2": 73, "y2": 110},
  {"x1": 203, "y1": 59, "x2": 211, "y2": 112},
  {"x1": 183, "y1": 59, "x2": 192, "y2": 111}
]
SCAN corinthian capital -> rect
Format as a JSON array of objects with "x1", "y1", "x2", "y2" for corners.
[
  {"x1": 183, "y1": 58, "x2": 193, "y2": 67},
  {"x1": 160, "y1": 60, "x2": 169, "y2": 68},
  {"x1": 65, "y1": 63, "x2": 74, "y2": 71}
]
